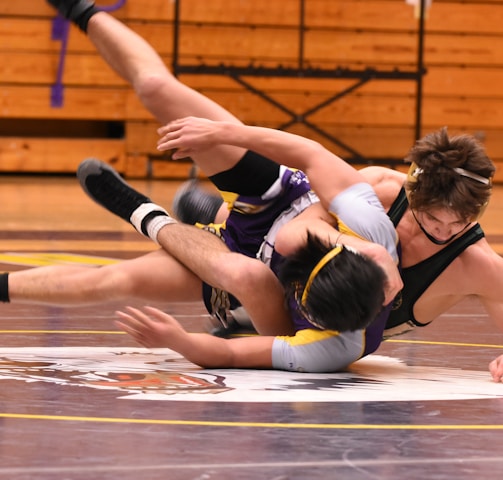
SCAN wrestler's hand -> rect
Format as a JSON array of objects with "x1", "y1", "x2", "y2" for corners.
[
  {"x1": 157, "y1": 116, "x2": 224, "y2": 159},
  {"x1": 336, "y1": 234, "x2": 403, "y2": 306},
  {"x1": 489, "y1": 355, "x2": 503, "y2": 382},
  {"x1": 115, "y1": 306, "x2": 187, "y2": 349},
  {"x1": 365, "y1": 244, "x2": 403, "y2": 306}
]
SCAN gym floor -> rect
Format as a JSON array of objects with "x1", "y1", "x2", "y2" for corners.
[{"x1": 0, "y1": 175, "x2": 503, "y2": 480}]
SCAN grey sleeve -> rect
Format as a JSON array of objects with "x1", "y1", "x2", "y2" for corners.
[
  {"x1": 271, "y1": 330, "x2": 364, "y2": 373},
  {"x1": 329, "y1": 182, "x2": 398, "y2": 262}
]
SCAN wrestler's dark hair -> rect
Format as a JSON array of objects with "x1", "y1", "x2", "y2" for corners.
[
  {"x1": 405, "y1": 127, "x2": 494, "y2": 220},
  {"x1": 278, "y1": 232, "x2": 386, "y2": 332}
]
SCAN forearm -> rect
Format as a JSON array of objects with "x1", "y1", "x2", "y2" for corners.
[
  {"x1": 215, "y1": 123, "x2": 363, "y2": 203},
  {"x1": 171, "y1": 332, "x2": 234, "y2": 368},
  {"x1": 172, "y1": 333, "x2": 274, "y2": 369},
  {"x1": 216, "y1": 122, "x2": 320, "y2": 167},
  {"x1": 159, "y1": 118, "x2": 362, "y2": 205},
  {"x1": 116, "y1": 306, "x2": 275, "y2": 368}
]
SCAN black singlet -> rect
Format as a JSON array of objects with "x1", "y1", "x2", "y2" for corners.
[{"x1": 385, "y1": 187, "x2": 485, "y2": 330}]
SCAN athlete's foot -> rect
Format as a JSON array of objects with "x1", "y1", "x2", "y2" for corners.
[
  {"x1": 77, "y1": 158, "x2": 170, "y2": 237},
  {"x1": 172, "y1": 180, "x2": 223, "y2": 225}
]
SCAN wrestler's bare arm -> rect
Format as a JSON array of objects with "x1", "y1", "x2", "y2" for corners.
[
  {"x1": 157, "y1": 117, "x2": 363, "y2": 208},
  {"x1": 275, "y1": 206, "x2": 402, "y2": 305},
  {"x1": 116, "y1": 306, "x2": 275, "y2": 368},
  {"x1": 487, "y1": 268, "x2": 503, "y2": 385},
  {"x1": 158, "y1": 117, "x2": 401, "y2": 302},
  {"x1": 483, "y1": 296, "x2": 503, "y2": 382},
  {"x1": 459, "y1": 244, "x2": 503, "y2": 381}
]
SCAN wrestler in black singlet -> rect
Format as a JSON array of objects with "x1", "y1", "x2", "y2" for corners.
[{"x1": 385, "y1": 187, "x2": 484, "y2": 334}]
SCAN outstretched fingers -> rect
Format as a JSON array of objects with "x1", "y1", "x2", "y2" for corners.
[
  {"x1": 114, "y1": 306, "x2": 173, "y2": 348},
  {"x1": 115, "y1": 307, "x2": 150, "y2": 347}
]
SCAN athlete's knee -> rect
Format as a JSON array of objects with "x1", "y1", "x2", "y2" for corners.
[
  {"x1": 134, "y1": 72, "x2": 174, "y2": 106},
  {"x1": 220, "y1": 256, "x2": 271, "y2": 299}
]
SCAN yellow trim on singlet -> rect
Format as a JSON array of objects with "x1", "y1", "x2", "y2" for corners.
[
  {"x1": 195, "y1": 221, "x2": 225, "y2": 234},
  {"x1": 220, "y1": 190, "x2": 239, "y2": 208},
  {"x1": 275, "y1": 328, "x2": 340, "y2": 346},
  {"x1": 330, "y1": 214, "x2": 366, "y2": 242},
  {"x1": 219, "y1": 189, "x2": 275, "y2": 215}
]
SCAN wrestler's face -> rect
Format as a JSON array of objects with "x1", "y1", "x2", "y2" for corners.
[{"x1": 411, "y1": 207, "x2": 471, "y2": 245}]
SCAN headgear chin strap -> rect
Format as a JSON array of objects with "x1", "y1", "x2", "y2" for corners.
[
  {"x1": 409, "y1": 209, "x2": 470, "y2": 245},
  {"x1": 405, "y1": 161, "x2": 491, "y2": 222}
]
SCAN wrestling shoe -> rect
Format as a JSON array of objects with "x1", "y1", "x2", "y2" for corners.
[
  {"x1": 47, "y1": 0, "x2": 96, "y2": 20},
  {"x1": 77, "y1": 158, "x2": 169, "y2": 237},
  {"x1": 172, "y1": 180, "x2": 223, "y2": 225}
]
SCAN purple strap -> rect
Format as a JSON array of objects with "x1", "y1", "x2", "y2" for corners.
[{"x1": 50, "y1": 1, "x2": 127, "y2": 107}]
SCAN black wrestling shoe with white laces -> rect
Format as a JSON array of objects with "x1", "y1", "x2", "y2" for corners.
[
  {"x1": 77, "y1": 158, "x2": 168, "y2": 236},
  {"x1": 172, "y1": 180, "x2": 224, "y2": 225}
]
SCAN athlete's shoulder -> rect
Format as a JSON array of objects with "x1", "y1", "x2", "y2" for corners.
[
  {"x1": 359, "y1": 166, "x2": 405, "y2": 185},
  {"x1": 450, "y1": 236, "x2": 502, "y2": 286},
  {"x1": 359, "y1": 166, "x2": 405, "y2": 209},
  {"x1": 461, "y1": 235, "x2": 502, "y2": 265}
]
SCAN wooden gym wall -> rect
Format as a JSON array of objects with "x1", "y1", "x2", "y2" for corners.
[{"x1": 1, "y1": 0, "x2": 503, "y2": 181}]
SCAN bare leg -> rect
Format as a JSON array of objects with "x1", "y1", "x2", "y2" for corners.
[
  {"x1": 6, "y1": 230, "x2": 291, "y2": 335},
  {"x1": 76, "y1": 162, "x2": 293, "y2": 336},
  {"x1": 8, "y1": 249, "x2": 202, "y2": 305},
  {"x1": 155, "y1": 224, "x2": 293, "y2": 336},
  {"x1": 85, "y1": 12, "x2": 246, "y2": 176},
  {"x1": 46, "y1": 4, "x2": 293, "y2": 335}
]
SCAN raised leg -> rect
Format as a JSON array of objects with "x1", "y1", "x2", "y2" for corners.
[{"x1": 47, "y1": 2, "x2": 247, "y2": 176}]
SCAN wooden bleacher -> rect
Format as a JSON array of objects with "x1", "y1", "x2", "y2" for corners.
[{"x1": 1, "y1": 0, "x2": 503, "y2": 181}]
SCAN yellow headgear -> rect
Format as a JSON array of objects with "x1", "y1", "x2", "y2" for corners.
[{"x1": 301, "y1": 245, "x2": 343, "y2": 306}]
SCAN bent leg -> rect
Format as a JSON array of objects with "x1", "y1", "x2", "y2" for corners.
[
  {"x1": 76, "y1": 159, "x2": 293, "y2": 335},
  {"x1": 84, "y1": 11, "x2": 245, "y2": 176},
  {"x1": 155, "y1": 224, "x2": 293, "y2": 336},
  {"x1": 7, "y1": 249, "x2": 202, "y2": 306}
]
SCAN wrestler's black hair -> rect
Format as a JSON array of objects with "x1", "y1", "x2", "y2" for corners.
[{"x1": 278, "y1": 232, "x2": 386, "y2": 332}]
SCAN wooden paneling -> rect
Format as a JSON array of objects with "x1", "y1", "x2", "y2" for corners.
[
  {"x1": 2, "y1": 0, "x2": 503, "y2": 179},
  {"x1": 0, "y1": 86, "x2": 129, "y2": 120},
  {"x1": 0, "y1": 137, "x2": 125, "y2": 173}
]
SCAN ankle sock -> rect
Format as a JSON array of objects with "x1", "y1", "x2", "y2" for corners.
[
  {"x1": 0, "y1": 273, "x2": 10, "y2": 303},
  {"x1": 74, "y1": 4, "x2": 99, "y2": 32},
  {"x1": 129, "y1": 203, "x2": 177, "y2": 243},
  {"x1": 145, "y1": 215, "x2": 177, "y2": 243},
  {"x1": 48, "y1": 0, "x2": 100, "y2": 32}
]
